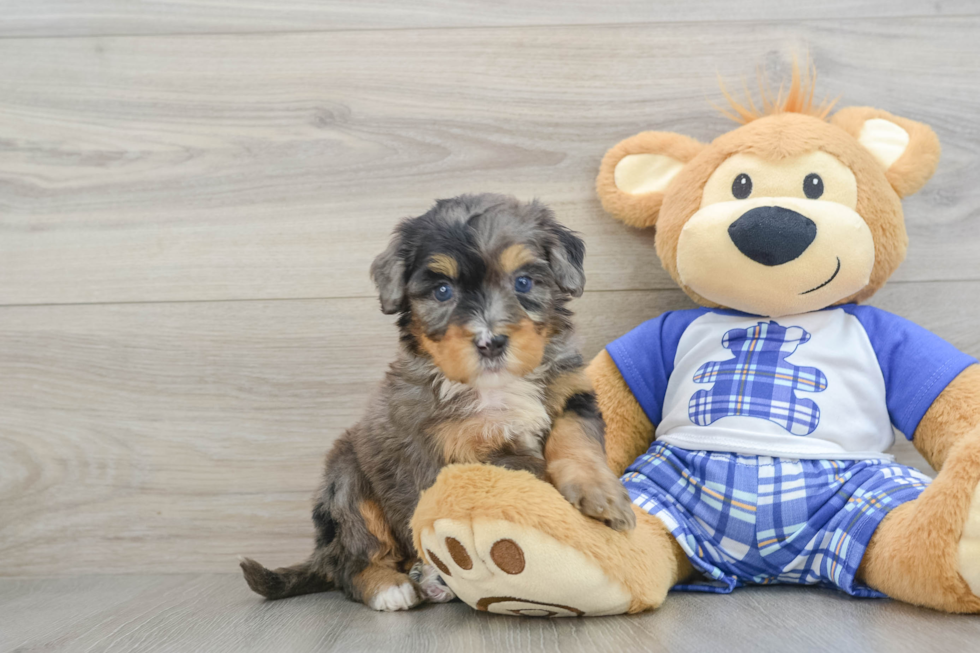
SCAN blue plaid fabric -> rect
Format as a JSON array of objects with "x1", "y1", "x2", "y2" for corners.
[
  {"x1": 689, "y1": 321, "x2": 828, "y2": 436},
  {"x1": 622, "y1": 442, "x2": 931, "y2": 597}
]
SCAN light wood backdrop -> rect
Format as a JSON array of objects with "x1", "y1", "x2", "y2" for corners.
[{"x1": 2, "y1": 2, "x2": 979, "y2": 577}]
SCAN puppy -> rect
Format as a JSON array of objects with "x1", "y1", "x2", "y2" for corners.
[{"x1": 241, "y1": 194, "x2": 634, "y2": 611}]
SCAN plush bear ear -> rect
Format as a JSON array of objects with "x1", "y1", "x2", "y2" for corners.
[
  {"x1": 595, "y1": 131, "x2": 704, "y2": 229},
  {"x1": 831, "y1": 107, "x2": 941, "y2": 198}
]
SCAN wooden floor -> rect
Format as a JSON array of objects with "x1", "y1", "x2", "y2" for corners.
[
  {"x1": 2, "y1": 1, "x2": 980, "y2": 650},
  {"x1": 3, "y1": 575, "x2": 980, "y2": 653}
]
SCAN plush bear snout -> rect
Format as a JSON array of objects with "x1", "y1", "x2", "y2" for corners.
[{"x1": 727, "y1": 206, "x2": 818, "y2": 267}]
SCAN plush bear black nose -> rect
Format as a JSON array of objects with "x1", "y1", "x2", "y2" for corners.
[{"x1": 727, "y1": 206, "x2": 817, "y2": 266}]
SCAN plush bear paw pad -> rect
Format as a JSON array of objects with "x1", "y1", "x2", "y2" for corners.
[{"x1": 419, "y1": 517, "x2": 631, "y2": 617}]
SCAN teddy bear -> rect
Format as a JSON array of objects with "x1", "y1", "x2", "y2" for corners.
[{"x1": 410, "y1": 63, "x2": 980, "y2": 616}]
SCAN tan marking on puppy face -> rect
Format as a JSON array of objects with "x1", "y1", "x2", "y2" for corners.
[
  {"x1": 359, "y1": 500, "x2": 400, "y2": 563},
  {"x1": 417, "y1": 323, "x2": 479, "y2": 383},
  {"x1": 427, "y1": 254, "x2": 458, "y2": 278},
  {"x1": 544, "y1": 416, "x2": 606, "y2": 489},
  {"x1": 502, "y1": 319, "x2": 548, "y2": 377},
  {"x1": 499, "y1": 243, "x2": 536, "y2": 273},
  {"x1": 545, "y1": 370, "x2": 594, "y2": 417}
]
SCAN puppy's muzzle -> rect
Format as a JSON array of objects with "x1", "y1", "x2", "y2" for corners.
[
  {"x1": 728, "y1": 206, "x2": 817, "y2": 266},
  {"x1": 475, "y1": 334, "x2": 509, "y2": 360}
]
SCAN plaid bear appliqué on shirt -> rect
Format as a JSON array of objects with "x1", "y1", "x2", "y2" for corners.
[{"x1": 689, "y1": 321, "x2": 828, "y2": 435}]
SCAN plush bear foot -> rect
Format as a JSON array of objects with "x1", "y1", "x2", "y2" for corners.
[
  {"x1": 860, "y1": 437, "x2": 980, "y2": 613},
  {"x1": 412, "y1": 464, "x2": 690, "y2": 617},
  {"x1": 418, "y1": 517, "x2": 631, "y2": 616},
  {"x1": 958, "y1": 479, "x2": 980, "y2": 597}
]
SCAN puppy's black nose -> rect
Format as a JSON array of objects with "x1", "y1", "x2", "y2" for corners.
[
  {"x1": 728, "y1": 206, "x2": 817, "y2": 266},
  {"x1": 476, "y1": 334, "x2": 509, "y2": 359}
]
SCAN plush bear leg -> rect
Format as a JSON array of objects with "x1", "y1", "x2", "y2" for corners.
[
  {"x1": 411, "y1": 463, "x2": 691, "y2": 616},
  {"x1": 858, "y1": 426, "x2": 980, "y2": 613}
]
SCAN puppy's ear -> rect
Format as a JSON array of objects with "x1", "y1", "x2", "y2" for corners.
[
  {"x1": 370, "y1": 232, "x2": 407, "y2": 314},
  {"x1": 596, "y1": 131, "x2": 704, "y2": 229},
  {"x1": 832, "y1": 107, "x2": 941, "y2": 198},
  {"x1": 545, "y1": 220, "x2": 586, "y2": 298}
]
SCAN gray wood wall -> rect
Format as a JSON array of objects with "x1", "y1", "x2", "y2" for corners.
[{"x1": 2, "y1": 1, "x2": 978, "y2": 577}]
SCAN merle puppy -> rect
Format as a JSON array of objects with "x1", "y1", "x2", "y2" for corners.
[{"x1": 241, "y1": 194, "x2": 634, "y2": 611}]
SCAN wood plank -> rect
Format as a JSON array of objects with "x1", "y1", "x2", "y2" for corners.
[
  {"x1": 1, "y1": 281, "x2": 974, "y2": 576},
  {"x1": 0, "y1": 288, "x2": 689, "y2": 576},
  {"x1": 3, "y1": 574, "x2": 980, "y2": 653},
  {"x1": 1, "y1": 18, "x2": 979, "y2": 306},
  {"x1": 0, "y1": 1, "x2": 975, "y2": 38}
]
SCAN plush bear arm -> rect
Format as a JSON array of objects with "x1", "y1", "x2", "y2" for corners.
[
  {"x1": 586, "y1": 349, "x2": 655, "y2": 476},
  {"x1": 913, "y1": 364, "x2": 980, "y2": 470}
]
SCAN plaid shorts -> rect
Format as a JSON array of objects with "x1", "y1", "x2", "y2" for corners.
[{"x1": 621, "y1": 442, "x2": 931, "y2": 597}]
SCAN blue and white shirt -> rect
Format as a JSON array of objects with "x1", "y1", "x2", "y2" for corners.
[{"x1": 607, "y1": 306, "x2": 976, "y2": 460}]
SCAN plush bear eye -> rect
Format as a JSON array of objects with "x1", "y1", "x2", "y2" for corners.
[
  {"x1": 433, "y1": 283, "x2": 454, "y2": 302},
  {"x1": 514, "y1": 275, "x2": 533, "y2": 293},
  {"x1": 804, "y1": 173, "x2": 824, "y2": 199},
  {"x1": 732, "y1": 173, "x2": 752, "y2": 200}
]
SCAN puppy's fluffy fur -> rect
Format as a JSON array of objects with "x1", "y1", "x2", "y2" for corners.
[{"x1": 241, "y1": 194, "x2": 634, "y2": 611}]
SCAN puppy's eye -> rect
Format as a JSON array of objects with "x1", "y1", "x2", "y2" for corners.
[
  {"x1": 804, "y1": 173, "x2": 824, "y2": 199},
  {"x1": 433, "y1": 283, "x2": 454, "y2": 302},
  {"x1": 732, "y1": 173, "x2": 752, "y2": 200},
  {"x1": 514, "y1": 276, "x2": 533, "y2": 294}
]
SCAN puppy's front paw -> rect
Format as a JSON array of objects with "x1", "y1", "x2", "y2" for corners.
[
  {"x1": 409, "y1": 561, "x2": 457, "y2": 604},
  {"x1": 367, "y1": 581, "x2": 422, "y2": 612},
  {"x1": 559, "y1": 475, "x2": 636, "y2": 531}
]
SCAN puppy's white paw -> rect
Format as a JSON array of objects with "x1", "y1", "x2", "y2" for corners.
[
  {"x1": 368, "y1": 582, "x2": 421, "y2": 612},
  {"x1": 958, "y1": 479, "x2": 980, "y2": 597}
]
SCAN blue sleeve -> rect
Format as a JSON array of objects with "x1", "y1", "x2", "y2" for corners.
[
  {"x1": 605, "y1": 308, "x2": 708, "y2": 426},
  {"x1": 842, "y1": 305, "x2": 977, "y2": 439}
]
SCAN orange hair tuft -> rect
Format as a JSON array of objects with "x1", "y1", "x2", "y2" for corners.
[{"x1": 716, "y1": 57, "x2": 838, "y2": 124}]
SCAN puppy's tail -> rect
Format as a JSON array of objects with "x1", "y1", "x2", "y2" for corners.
[{"x1": 239, "y1": 556, "x2": 333, "y2": 600}]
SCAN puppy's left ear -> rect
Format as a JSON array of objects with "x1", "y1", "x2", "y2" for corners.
[
  {"x1": 370, "y1": 232, "x2": 407, "y2": 314},
  {"x1": 545, "y1": 219, "x2": 586, "y2": 298},
  {"x1": 832, "y1": 107, "x2": 941, "y2": 198}
]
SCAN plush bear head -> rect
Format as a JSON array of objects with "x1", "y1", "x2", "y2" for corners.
[{"x1": 596, "y1": 64, "x2": 941, "y2": 318}]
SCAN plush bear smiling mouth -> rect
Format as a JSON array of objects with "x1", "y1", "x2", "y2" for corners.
[{"x1": 801, "y1": 257, "x2": 842, "y2": 295}]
